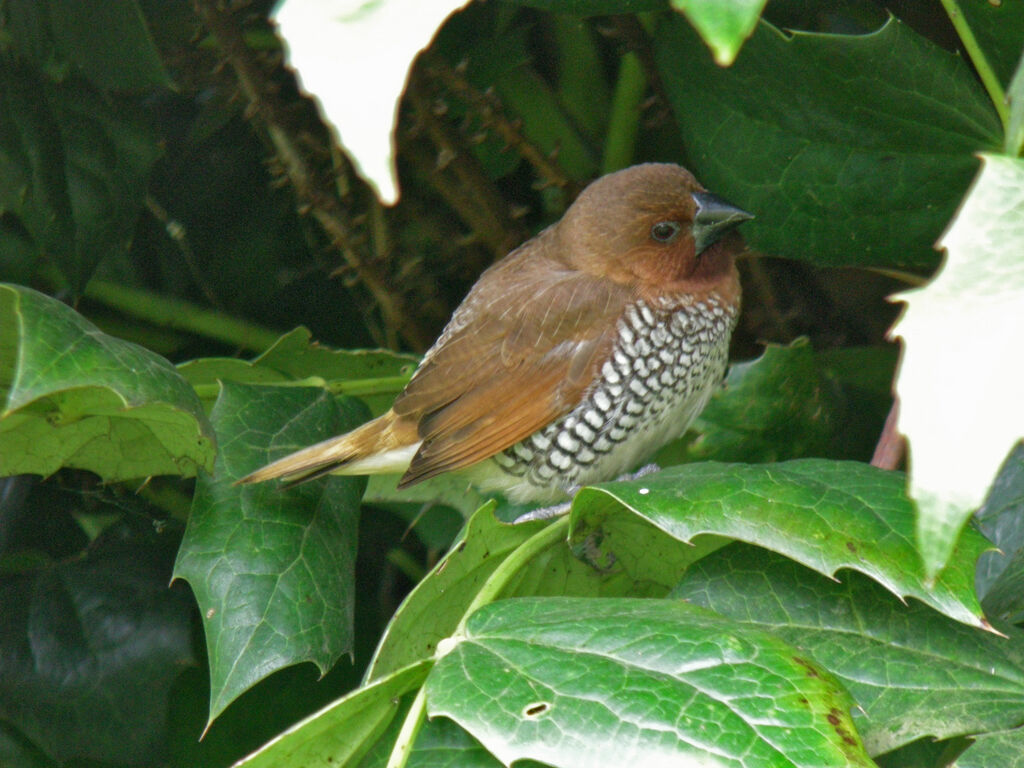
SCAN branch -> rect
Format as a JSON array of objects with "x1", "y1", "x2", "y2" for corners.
[{"x1": 193, "y1": 0, "x2": 431, "y2": 351}]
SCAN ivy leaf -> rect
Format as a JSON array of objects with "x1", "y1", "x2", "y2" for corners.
[
  {"x1": 173, "y1": 382, "x2": 366, "y2": 724},
  {"x1": 234, "y1": 661, "x2": 430, "y2": 768},
  {"x1": 891, "y1": 154, "x2": 1024, "y2": 578},
  {"x1": 571, "y1": 460, "x2": 992, "y2": 630},
  {"x1": 0, "y1": 63, "x2": 161, "y2": 292},
  {"x1": 674, "y1": 544, "x2": 1024, "y2": 756},
  {"x1": 2, "y1": 0, "x2": 170, "y2": 90},
  {"x1": 365, "y1": 502, "x2": 547, "y2": 682},
  {"x1": 669, "y1": 0, "x2": 767, "y2": 65},
  {"x1": 952, "y1": 728, "x2": 1024, "y2": 768},
  {"x1": 655, "y1": 16, "x2": 1001, "y2": 269},
  {"x1": 0, "y1": 284, "x2": 215, "y2": 481},
  {"x1": 428, "y1": 597, "x2": 875, "y2": 768},
  {"x1": 0, "y1": 518, "x2": 194, "y2": 765},
  {"x1": 179, "y1": 326, "x2": 418, "y2": 417}
]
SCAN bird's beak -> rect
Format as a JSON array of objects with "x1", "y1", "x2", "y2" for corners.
[{"x1": 691, "y1": 192, "x2": 753, "y2": 254}]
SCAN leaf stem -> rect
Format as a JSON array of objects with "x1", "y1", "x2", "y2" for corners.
[
  {"x1": 938, "y1": 0, "x2": 1009, "y2": 132},
  {"x1": 456, "y1": 515, "x2": 570, "y2": 634},
  {"x1": 189, "y1": 374, "x2": 412, "y2": 401},
  {"x1": 84, "y1": 279, "x2": 282, "y2": 352},
  {"x1": 383, "y1": 515, "x2": 570, "y2": 768},
  {"x1": 601, "y1": 52, "x2": 646, "y2": 174},
  {"x1": 385, "y1": 686, "x2": 427, "y2": 768}
]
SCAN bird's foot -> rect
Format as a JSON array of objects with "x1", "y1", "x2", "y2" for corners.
[
  {"x1": 512, "y1": 498, "x2": 573, "y2": 524},
  {"x1": 510, "y1": 465, "x2": 661, "y2": 525},
  {"x1": 620, "y1": 462, "x2": 661, "y2": 482}
]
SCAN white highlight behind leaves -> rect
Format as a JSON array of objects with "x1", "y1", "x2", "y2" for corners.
[
  {"x1": 892, "y1": 154, "x2": 1024, "y2": 578},
  {"x1": 273, "y1": 0, "x2": 472, "y2": 203}
]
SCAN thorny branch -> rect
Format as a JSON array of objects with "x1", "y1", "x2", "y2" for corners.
[{"x1": 193, "y1": 0, "x2": 432, "y2": 351}]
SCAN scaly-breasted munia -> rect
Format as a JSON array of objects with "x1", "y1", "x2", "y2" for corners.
[{"x1": 240, "y1": 163, "x2": 751, "y2": 503}]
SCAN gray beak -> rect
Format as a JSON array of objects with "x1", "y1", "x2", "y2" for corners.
[{"x1": 691, "y1": 191, "x2": 753, "y2": 254}]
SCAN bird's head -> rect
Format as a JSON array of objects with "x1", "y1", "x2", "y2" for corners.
[{"x1": 557, "y1": 163, "x2": 751, "y2": 306}]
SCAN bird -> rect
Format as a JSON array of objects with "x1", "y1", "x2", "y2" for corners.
[{"x1": 239, "y1": 163, "x2": 751, "y2": 504}]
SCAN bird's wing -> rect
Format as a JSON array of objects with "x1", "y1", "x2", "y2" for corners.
[{"x1": 393, "y1": 253, "x2": 634, "y2": 485}]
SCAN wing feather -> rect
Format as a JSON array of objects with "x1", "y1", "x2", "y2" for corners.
[{"x1": 393, "y1": 251, "x2": 633, "y2": 486}]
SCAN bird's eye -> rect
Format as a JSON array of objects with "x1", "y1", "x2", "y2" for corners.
[{"x1": 650, "y1": 221, "x2": 682, "y2": 243}]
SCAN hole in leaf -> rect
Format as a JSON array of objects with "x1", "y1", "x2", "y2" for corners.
[{"x1": 522, "y1": 701, "x2": 550, "y2": 718}]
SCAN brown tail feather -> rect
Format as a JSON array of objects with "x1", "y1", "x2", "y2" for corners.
[{"x1": 236, "y1": 410, "x2": 416, "y2": 485}]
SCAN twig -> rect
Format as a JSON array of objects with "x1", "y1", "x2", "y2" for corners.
[
  {"x1": 938, "y1": 0, "x2": 1009, "y2": 134},
  {"x1": 406, "y1": 75, "x2": 524, "y2": 258},
  {"x1": 424, "y1": 53, "x2": 579, "y2": 197},
  {"x1": 871, "y1": 398, "x2": 906, "y2": 471},
  {"x1": 193, "y1": 0, "x2": 431, "y2": 352},
  {"x1": 83, "y1": 278, "x2": 282, "y2": 352}
]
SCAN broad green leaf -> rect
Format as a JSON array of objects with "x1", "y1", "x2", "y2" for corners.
[
  {"x1": 0, "y1": 63, "x2": 161, "y2": 292},
  {"x1": 669, "y1": 0, "x2": 767, "y2": 65},
  {"x1": 0, "y1": 284, "x2": 215, "y2": 480},
  {"x1": 235, "y1": 661, "x2": 430, "y2": 768},
  {"x1": 274, "y1": 0, "x2": 473, "y2": 203},
  {"x1": 173, "y1": 382, "x2": 366, "y2": 723},
  {"x1": 428, "y1": 597, "x2": 874, "y2": 768},
  {"x1": 572, "y1": 460, "x2": 991, "y2": 630},
  {"x1": 892, "y1": 154, "x2": 1024, "y2": 577},
  {"x1": 1, "y1": 0, "x2": 169, "y2": 90},
  {"x1": 655, "y1": 16, "x2": 1001, "y2": 268},
  {"x1": 974, "y1": 444, "x2": 1024, "y2": 621},
  {"x1": 673, "y1": 544, "x2": 1024, "y2": 756},
  {"x1": 365, "y1": 503, "x2": 548, "y2": 682},
  {"x1": 179, "y1": 327, "x2": 417, "y2": 417},
  {"x1": 953, "y1": 728, "x2": 1024, "y2": 768},
  {"x1": 0, "y1": 517, "x2": 194, "y2": 765}
]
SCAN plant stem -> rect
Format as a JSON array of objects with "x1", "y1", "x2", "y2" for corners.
[
  {"x1": 189, "y1": 374, "x2": 411, "y2": 401},
  {"x1": 383, "y1": 515, "x2": 570, "y2": 768},
  {"x1": 385, "y1": 686, "x2": 427, "y2": 768},
  {"x1": 456, "y1": 515, "x2": 571, "y2": 634},
  {"x1": 938, "y1": 0, "x2": 1009, "y2": 132},
  {"x1": 602, "y1": 52, "x2": 646, "y2": 174},
  {"x1": 84, "y1": 279, "x2": 282, "y2": 352}
]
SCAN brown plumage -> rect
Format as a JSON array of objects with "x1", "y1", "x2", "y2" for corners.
[{"x1": 239, "y1": 163, "x2": 751, "y2": 502}]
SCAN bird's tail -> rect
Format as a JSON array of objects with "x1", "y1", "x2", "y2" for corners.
[{"x1": 236, "y1": 410, "x2": 419, "y2": 487}]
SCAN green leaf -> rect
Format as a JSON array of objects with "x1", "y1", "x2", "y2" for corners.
[
  {"x1": 0, "y1": 284, "x2": 215, "y2": 481},
  {"x1": 975, "y1": 443, "x2": 1024, "y2": 621},
  {"x1": 0, "y1": 517, "x2": 194, "y2": 765},
  {"x1": 428, "y1": 597, "x2": 874, "y2": 768},
  {"x1": 655, "y1": 16, "x2": 1001, "y2": 268},
  {"x1": 365, "y1": 503, "x2": 548, "y2": 682},
  {"x1": 953, "y1": 728, "x2": 1024, "y2": 768},
  {"x1": 235, "y1": 661, "x2": 431, "y2": 768},
  {"x1": 1, "y1": 0, "x2": 170, "y2": 90},
  {"x1": 0, "y1": 62, "x2": 161, "y2": 292},
  {"x1": 673, "y1": 543, "x2": 1024, "y2": 756},
  {"x1": 571, "y1": 460, "x2": 991, "y2": 630},
  {"x1": 172, "y1": 381, "x2": 366, "y2": 724},
  {"x1": 891, "y1": 154, "x2": 1024, "y2": 578},
  {"x1": 179, "y1": 327, "x2": 418, "y2": 417},
  {"x1": 669, "y1": 0, "x2": 767, "y2": 65}
]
